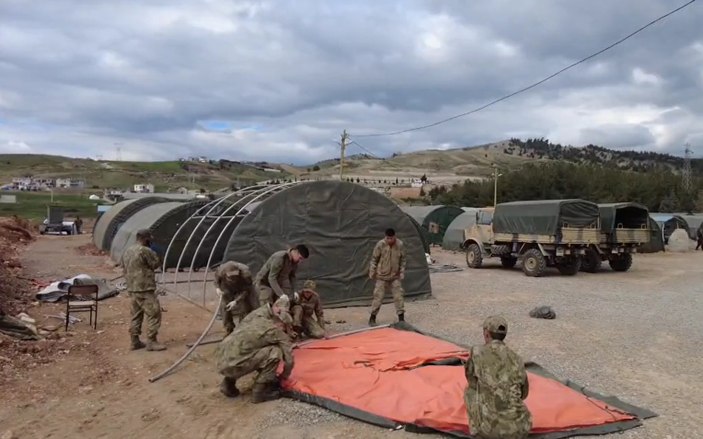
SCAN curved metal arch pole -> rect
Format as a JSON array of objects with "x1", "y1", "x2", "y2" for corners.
[
  {"x1": 169, "y1": 189, "x2": 258, "y2": 295},
  {"x1": 198, "y1": 181, "x2": 302, "y2": 306},
  {"x1": 148, "y1": 183, "x2": 299, "y2": 383},
  {"x1": 158, "y1": 184, "x2": 265, "y2": 293},
  {"x1": 182, "y1": 185, "x2": 285, "y2": 305}
]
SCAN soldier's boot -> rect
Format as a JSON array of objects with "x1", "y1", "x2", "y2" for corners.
[
  {"x1": 219, "y1": 377, "x2": 240, "y2": 398},
  {"x1": 130, "y1": 336, "x2": 146, "y2": 350},
  {"x1": 146, "y1": 337, "x2": 167, "y2": 351},
  {"x1": 398, "y1": 313, "x2": 405, "y2": 322},
  {"x1": 368, "y1": 313, "x2": 377, "y2": 327},
  {"x1": 251, "y1": 382, "x2": 280, "y2": 404}
]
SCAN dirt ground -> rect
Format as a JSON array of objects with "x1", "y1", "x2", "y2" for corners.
[{"x1": 1, "y1": 233, "x2": 702, "y2": 439}]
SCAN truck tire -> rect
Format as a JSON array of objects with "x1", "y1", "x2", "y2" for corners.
[
  {"x1": 465, "y1": 243, "x2": 483, "y2": 268},
  {"x1": 521, "y1": 249, "x2": 546, "y2": 277},
  {"x1": 490, "y1": 245, "x2": 510, "y2": 256},
  {"x1": 500, "y1": 256, "x2": 517, "y2": 268},
  {"x1": 580, "y1": 248, "x2": 602, "y2": 273},
  {"x1": 609, "y1": 253, "x2": 633, "y2": 272},
  {"x1": 557, "y1": 257, "x2": 581, "y2": 276}
]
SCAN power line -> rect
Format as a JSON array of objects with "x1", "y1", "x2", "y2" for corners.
[
  {"x1": 353, "y1": 0, "x2": 697, "y2": 138},
  {"x1": 349, "y1": 140, "x2": 380, "y2": 158}
]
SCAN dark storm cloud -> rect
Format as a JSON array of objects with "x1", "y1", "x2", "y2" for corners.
[{"x1": 0, "y1": 0, "x2": 701, "y2": 162}]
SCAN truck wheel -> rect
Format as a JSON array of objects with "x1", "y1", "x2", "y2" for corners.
[
  {"x1": 466, "y1": 243, "x2": 483, "y2": 268},
  {"x1": 500, "y1": 256, "x2": 517, "y2": 268},
  {"x1": 609, "y1": 253, "x2": 633, "y2": 272},
  {"x1": 521, "y1": 249, "x2": 546, "y2": 277},
  {"x1": 580, "y1": 248, "x2": 602, "y2": 273},
  {"x1": 557, "y1": 257, "x2": 581, "y2": 276}
]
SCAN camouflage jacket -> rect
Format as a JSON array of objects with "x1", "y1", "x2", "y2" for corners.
[
  {"x1": 254, "y1": 250, "x2": 297, "y2": 298},
  {"x1": 464, "y1": 340, "x2": 532, "y2": 438},
  {"x1": 369, "y1": 239, "x2": 406, "y2": 281},
  {"x1": 215, "y1": 303, "x2": 294, "y2": 371},
  {"x1": 121, "y1": 243, "x2": 161, "y2": 293},
  {"x1": 215, "y1": 261, "x2": 257, "y2": 301},
  {"x1": 295, "y1": 290, "x2": 324, "y2": 323}
]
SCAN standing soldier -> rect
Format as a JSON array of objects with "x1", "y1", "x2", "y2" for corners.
[
  {"x1": 368, "y1": 228, "x2": 406, "y2": 326},
  {"x1": 215, "y1": 261, "x2": 259, "y2": 335},
  {"x1": 254, "y1": 244, "x2": 309, "y2": 305},
  {"x1": 121, "y1": 229, "x2": 166, "y2": 351},
  {"x1": 291, "y1": 280, "x2": 325, "y2": 339},
  {"x1": 464, "y1": 316, "x2": 531, "y2": 439},
  {"x1": 215, "y1": 295, "x2": 295, "y2": 403}
]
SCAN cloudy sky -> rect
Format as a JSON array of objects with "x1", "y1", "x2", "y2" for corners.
[{"x1": 0, "y1": 0, "x2": 701, "y2": 164}]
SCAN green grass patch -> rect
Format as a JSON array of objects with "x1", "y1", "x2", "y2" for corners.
[{"x1": 0, "y1": 191, "x2": 101, "y2": 220}]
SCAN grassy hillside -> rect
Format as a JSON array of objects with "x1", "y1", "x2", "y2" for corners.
[
  {"x1": 0, "y1": 192, "x2": 98, "y2": 220},
  {"x1": 0, "y1": 154, "x2": 292, "y2": 192}
]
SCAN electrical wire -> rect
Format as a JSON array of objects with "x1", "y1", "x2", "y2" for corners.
[
  {"x1": 349, "y1": 140, "x2": 380, "y2": 158},
  {"x1": 353, "y1": 0, "x2": 697, "y2": 138}
]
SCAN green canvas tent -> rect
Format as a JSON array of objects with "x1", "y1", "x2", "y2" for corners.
[{"x1": 400, "y1": 205, "x2": 465, "y2": 246}]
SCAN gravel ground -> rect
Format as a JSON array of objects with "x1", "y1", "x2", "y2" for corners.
[{"x1": 254, "y1": 248, "x2": 703, "y2": 439}]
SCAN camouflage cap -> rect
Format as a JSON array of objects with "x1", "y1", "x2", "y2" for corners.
[
  {"x1": 483, "y1": 315, "x2": 508, "y2": 335},
  {"x1": 302, "y1": 279, "x2": 316, "y2": 291},
  {"x1": 273, "y1": 295, "x2": 293, "y2": 325},
  {"x1": 224, "y1": 262, "x2": 251, "y2": 278}
]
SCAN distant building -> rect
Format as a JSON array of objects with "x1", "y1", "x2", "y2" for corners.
[
  {"x1": 134, "y1": 183, "x2": 155, "y2": 193},
  {"x1": 55, "y1": 178, "x2": 86, "y2": 189}
]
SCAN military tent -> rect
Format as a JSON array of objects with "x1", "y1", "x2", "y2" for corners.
[
  {"x1": 442, "y1": 208, "x2": 478, "y2": 251},
  {"x1": 649, "y1": 213, "x2": 690, "y2": 245},
  {"x1": 400, "y1": 205, "x2": 465, "y2": 246},
  {"x1": 673, "y1": 213, "x2": 703, "y2": 239},
  {"x1": 92, "y1": 197, "x2": 168, "y2": 251},
  {"x1": 639, "y1": 217, "x2": 665, "y2": 253},
  {"x1": 224, "y1": 181, "x2": 431, "y2": 308},
  {"x1": 109, "y1": 200, "x2": 236, "y2": 269}
]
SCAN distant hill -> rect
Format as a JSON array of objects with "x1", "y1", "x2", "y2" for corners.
[
  {"x1": 0, "y1": 155, "x2": 294, "y2": 192},
  {"x1": 307, "y1": 138, "x2": 696, "y2": 180}
]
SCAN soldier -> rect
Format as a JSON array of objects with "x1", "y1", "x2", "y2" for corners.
[
  {"x1": 464, "y1": 316, "x2": 532, "y2": 439},
  {"x1": 215, "y1": 295, "x2": 295, "y2": 403},
  {"x1": 121, "y1": 229, "x2": 166, "y2": 351},
  {"x1": 215, "y1": 261, "x2": 259, "y2": 335},
  {"x1": 254, "y1": 244, "x2": 309, "y2": 305},
  {"x1": 368, "y1": 228, "x2": 406, "y2": 326},
  {"x1": 291, "y1": 280, "x2": 325, "y2": 339}
]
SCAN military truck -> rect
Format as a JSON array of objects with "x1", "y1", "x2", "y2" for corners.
[
  {"x1": 580, "y1": 202, "x2": 650, "y2": 273},
  {"x1": 462, "y1": 199, "x2": 600, "y2": 277}
]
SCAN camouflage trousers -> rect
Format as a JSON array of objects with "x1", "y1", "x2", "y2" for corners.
[
  {"x1": 370, "y1": 279, "x2": 405, "y2": 315},
  {"x1": 464, "y1": 390, "x2": 531, "y2": 439},
  {"x1": 220, "y1": 290, "x2": 260, "y2": 335},
  {"x1": 129, "y1": 291, "x2": 161, "y2": 339},
  {"x1": 217, "y1": 345, "x2": 283, "y2": 385},
  {"x1": 255, "y1": 283, "x2": 292, "y2": 306},
  {"x1": 291, "y1": 306, "x2": 325, "y2": 339}
]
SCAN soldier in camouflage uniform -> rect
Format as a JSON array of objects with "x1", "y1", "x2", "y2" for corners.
[
  {"x1": 254, "y1": 244, "x2": 309, "y2": 305},
  {"x1": 368, "y1": 228, "x2": 406, "y2": 326},
  {"x1": 215, "y1": 261, "x2": 260, "y2": 335},
  {"x1": 215, "y1": 295, "x2": 295, "y2": 403},
  {"x1": 121, "y1": 229, "x2": 166, "y2": 351},
  {"x1": 291, "y1": 280, "x2": 325, "y2": 340},
  {"x1": 464, "y1": 316, "x2": 532, "y2": 439}
]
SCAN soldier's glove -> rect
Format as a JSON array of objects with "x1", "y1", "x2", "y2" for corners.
[
  {"x1": 225, "y1": 298, "x2": 240, "y2": 311},
  {"x1": 215, "y1": 288, "x2": 223, "y2": 297},
  {"x1": 369, "y1": 272, "x2": 375, "y2": 280},
  {"x1": 293, "y1": 291, "x2": 300, "y2": 303}
]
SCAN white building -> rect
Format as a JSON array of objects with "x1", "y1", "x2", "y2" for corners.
[
  {"x1": 134, "y1": 183, "x2": 155, "y2": 193},
  {"x1": 55, "y1": 178, "x2": 86, "y2": 189}
]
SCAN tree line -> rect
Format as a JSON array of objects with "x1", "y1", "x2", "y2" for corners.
[{"x1": 431, "y1": 162, "x2": 702, "y2": 213}]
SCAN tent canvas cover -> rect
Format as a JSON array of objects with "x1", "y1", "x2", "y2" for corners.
[
  {"x1": 281, "y1": 324, "x2": 656, "y2": 438},
  {"x1": 442, "y1": 209, "x2": 479, "y2": 251},
  {"x1": 401, "y1": 205, "x2": 465, "y2": 246},
  {"x1": 493, "y1": 199, "x2": 599, "y2": 236},
  {"x1": 224, "y1": 181, "x2": 431, "y2": 308}
]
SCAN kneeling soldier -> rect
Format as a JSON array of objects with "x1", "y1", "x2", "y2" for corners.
[{"x1": 291, "y1": 280, "x2": 325, "y2": 339}]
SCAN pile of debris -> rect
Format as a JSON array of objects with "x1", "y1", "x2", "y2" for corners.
[{"x1": 0, "y1": 216, "x2": 36, "y2": 316}]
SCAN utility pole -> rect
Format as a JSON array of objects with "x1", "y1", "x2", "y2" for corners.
[
  {"x1": 339, "y1": 130, "x2": 349, "y2": 181},
  {"x1": 492, "y1": 164, "x2": 502, "y2": 207},
  {"x1": 683, "y1": 143, "x2": 692, "y2": 192}
]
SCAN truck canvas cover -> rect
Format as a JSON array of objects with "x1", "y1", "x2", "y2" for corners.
[
  {"x1": 492, "y1": 199, "x2": 599, "y2": 235},
  {"x1": 281, "y1": 323, "x2": 655, "y2": 438},
  {"x1": 598, "y1": 202, "x2": 649, "y2": 234}
]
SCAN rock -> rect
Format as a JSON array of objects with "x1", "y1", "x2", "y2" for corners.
[{"x1": 1, "y1": 430, "x2": 17, "y2": 439}]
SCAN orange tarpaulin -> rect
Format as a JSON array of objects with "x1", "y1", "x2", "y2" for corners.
[{"x1": 280, "y1": 326, "x2": 649, "y2": 437}]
